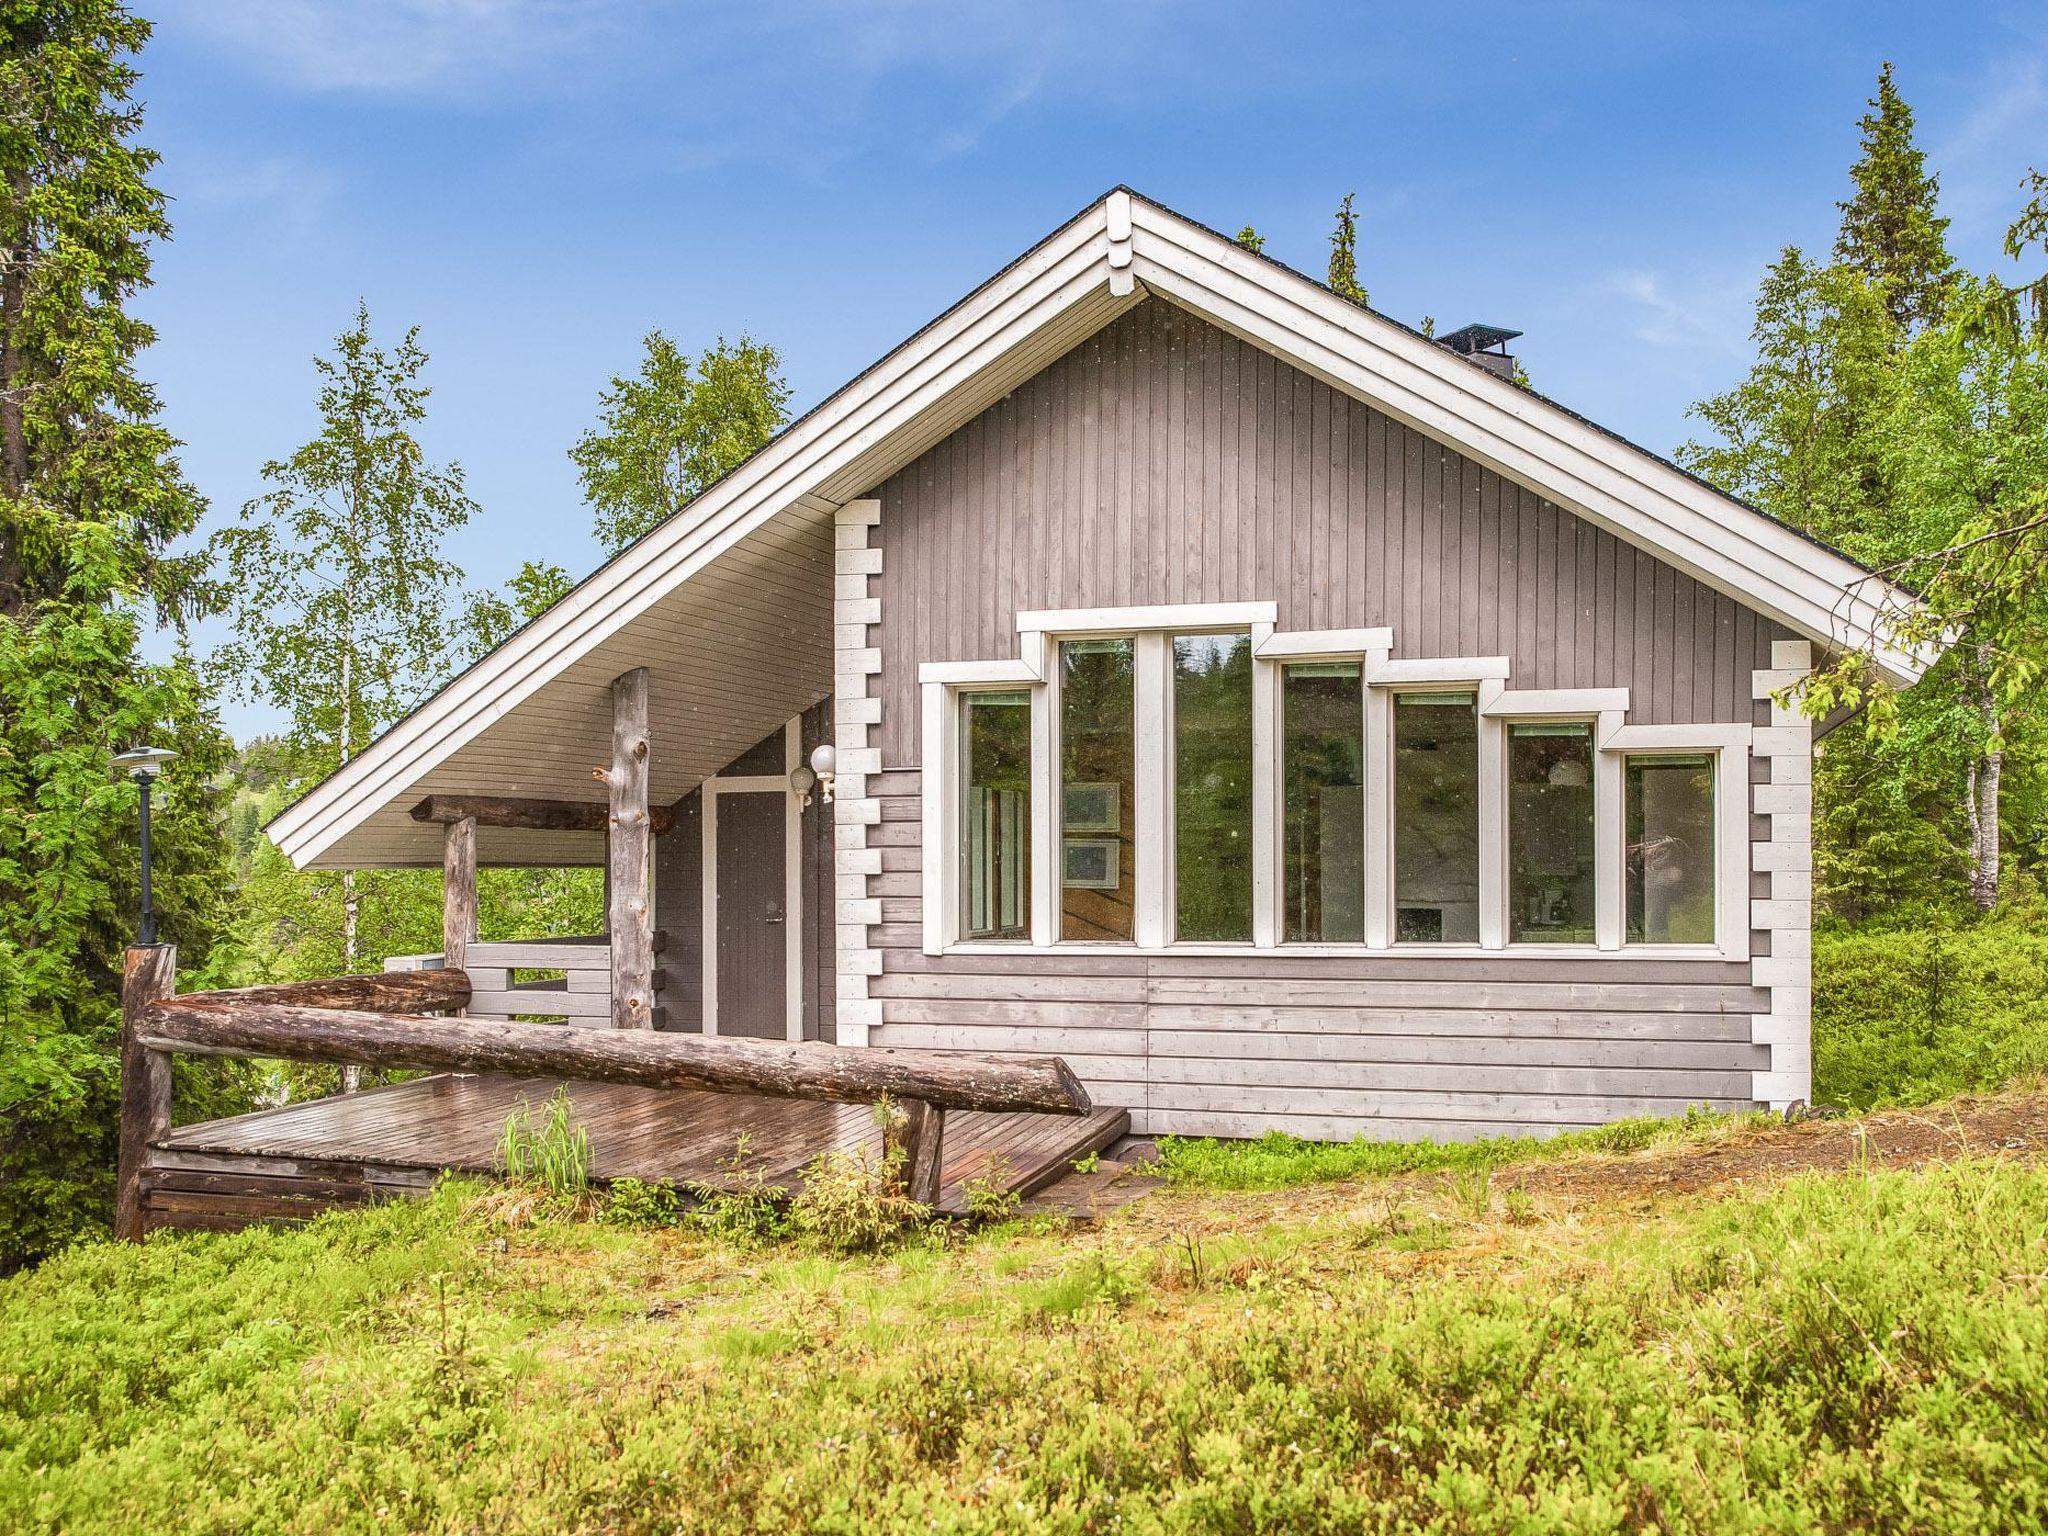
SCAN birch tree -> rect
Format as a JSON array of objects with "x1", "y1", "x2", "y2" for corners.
[
  {"x1": 570, "y1": 331, "x2": 788, "y2": 554},
  {"x1": 214, "y1": 306, "x2": 477, "y2": 982}
]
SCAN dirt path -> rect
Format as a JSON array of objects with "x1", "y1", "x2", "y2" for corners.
[{"x1": 1113, "y1": 1084, "x2": 2048, "y2": 1236}]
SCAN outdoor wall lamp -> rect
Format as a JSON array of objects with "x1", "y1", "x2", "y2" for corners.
[
  {"x1": 808, "y1": 742, "x2": 836, "y2": 805},
  {"x1": 111, "y1": 744, "x2": 179, "y2": 946}
]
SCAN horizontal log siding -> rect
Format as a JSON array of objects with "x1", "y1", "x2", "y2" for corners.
[
  {"x1": 867, "y1": 296, "x2": 1788, "y2": 763},
  {"x1": 864, "y1": 771, "x2": 1767, "y2": 1139}
]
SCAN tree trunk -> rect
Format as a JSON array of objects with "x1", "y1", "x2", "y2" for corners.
[{"x1": 1966, "y1": 645, "x2": 2002, "y2": 913}]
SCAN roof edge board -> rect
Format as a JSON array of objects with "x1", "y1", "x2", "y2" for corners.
[
  {"x1": 1127, "y1": 201, "x2": 1931, "y2": 684},
  {"x1": 272, "y1": 222, "x2": 1122, "y2": 867}
]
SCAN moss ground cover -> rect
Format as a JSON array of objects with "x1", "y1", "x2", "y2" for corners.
[{"x1": 4, "y1": 1141, "x2": 2044, "y2": 1533}]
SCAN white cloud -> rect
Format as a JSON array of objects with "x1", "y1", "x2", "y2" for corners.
[
  {"x1": 1935, "y1": 51, "x2": 2048, "y2": 248},
  {"x1": 1601, "y1": 268, "x2": 1752, "y2": 357},
  {"x1": 159, "y1": 0, "x2": 645, "y2": 96}
]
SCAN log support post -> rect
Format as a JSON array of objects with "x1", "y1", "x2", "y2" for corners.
[
  {"x1": 608, "y1": 667, "x2": 654, "y2": 1029},
  {"x1": 891, "y1": 1096, "x2": 946, "y2": 1208},
  {"x1": 442, "y1": 816, "x2": 477, "y2": 1010},
  {"x1": 115, "y1": 944, "x2": 177, "y2": 1242}
]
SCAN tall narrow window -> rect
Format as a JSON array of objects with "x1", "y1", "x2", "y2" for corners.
[
  {"x1": 1060, "y1": 639, "x2": 1136, "y2": 941},
  {"x1": 1172, "y1": 633, "x2": 1253, "y2": 942},
  {"x1": 1626, "y1": 755, "x2": 1717, "y2": 944},
  {"x1": 1282, "y1": 662, "x2": 1363, "y2": 942},
  {"x1": 1393, "y1": 692, "x2": 1479, "y2": 943},
  {"x1": 1508, "y1": 722, "x2": 1595, "y2": 943},
  {"x1": 960, "y1": 690, "x2": 1031, "y2": 940}
]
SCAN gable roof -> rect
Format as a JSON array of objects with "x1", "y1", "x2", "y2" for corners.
[{"x1": 269, "y1": 187, "x2": 1931, "y2": 870}]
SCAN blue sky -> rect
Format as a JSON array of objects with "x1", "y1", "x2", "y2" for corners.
[{"x1": 132, "y1": 1, "x2": 2047, "y2": 739}]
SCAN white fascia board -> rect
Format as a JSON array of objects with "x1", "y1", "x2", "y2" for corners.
[
  {"x1": 1483, "y1": 687, "x2": 1630, "y2": 718},
  {"x1": 1255, "y1": 626, "x2": 1394, "y2": 660},
  {"x1": 270, "y1": 208, "x2": 1119, "y2": 868},
  {"x1": 1015, "y1": 600, "x2": 1277, "y2": 635},
  {"x1": 1125, "y1": 201, "x2": 1933, "y2": 687}
]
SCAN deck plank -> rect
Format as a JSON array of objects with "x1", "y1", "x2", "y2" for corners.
[{"x1": 149, "y1": 1073, "x2": 1127, "y2": 1230}]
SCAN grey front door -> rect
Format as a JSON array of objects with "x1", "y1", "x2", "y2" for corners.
[{"x1": 714, "y1": 790, "x2": 788, "y2": 1038}]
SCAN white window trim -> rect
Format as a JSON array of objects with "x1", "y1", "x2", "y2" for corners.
[
  {"x1": 920, "y1": 606, "x2": 1752, "y2": 964},
  {"x1": 1603, "y1": 722, "x2": 1753, "y2": 964}
]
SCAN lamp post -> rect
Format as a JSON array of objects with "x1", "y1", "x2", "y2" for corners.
[{"x1": 111, "y1": 746, "x2": 179, "y2": 945}]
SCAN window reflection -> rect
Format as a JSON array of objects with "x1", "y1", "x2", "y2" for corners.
[
  {"x1": 960, "y1": 691, "x2": 1031, "y2": 940},
  {"x1": 1173, "y1": 633, "x2": 1254, "y2": 942},
  {"x1": 1393, "y1": 692, "x2": 1479, "y2": 943},
  {"x1": 1508, "y1": 722, "x2": 1595, "y2": 943},
  {"x1": 1626, "y1": 755, "x2": 1716, "y2": 944},
  {"x1": 1059, "y1": 639, "x2": 1136, "y2": 941},
  {"x1": 1282, "y1": 663, "x2": 1364, "y2": 942}
]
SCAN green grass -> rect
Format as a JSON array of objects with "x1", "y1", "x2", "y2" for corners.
[
  {"x1": 4, "y1": 1149, "x2": 2045, "y2": 1532},
  {"x1": 1157, "y1": 1101, "x2": 1759, "y2": 1189}
]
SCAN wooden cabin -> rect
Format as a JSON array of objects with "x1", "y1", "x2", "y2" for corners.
[{"x1": 257, "y1": 188, "x2": 1929, "y2": 1149}]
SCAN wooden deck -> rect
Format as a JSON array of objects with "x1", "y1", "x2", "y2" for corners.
[{"x1": 140, "y1": 1073, "x2": 1128, "y2": 1232}]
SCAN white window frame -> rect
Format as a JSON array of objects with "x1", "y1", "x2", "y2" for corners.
[
  {"x1": 919, "y1": 606, "x2": 1751, "y2": 964},
  {"x1": 1603, "y1": 722, "x2": 1753, "y2": 963}
]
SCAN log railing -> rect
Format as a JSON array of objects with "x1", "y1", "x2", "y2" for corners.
[{"x1": 115, "y1": 945, "x2": 1091, "y2": 1238}]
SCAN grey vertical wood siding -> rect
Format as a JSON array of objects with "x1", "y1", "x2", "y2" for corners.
[
  {"x1": 861, "y1": 769, "x2": 1768, "y2": 1138},
  {"x1": 867, "y1": 296, "x2": 1788, "y2": 764},
  {"x1": 842, "y1": 295, "x2": 1792, "y2": 1139}
]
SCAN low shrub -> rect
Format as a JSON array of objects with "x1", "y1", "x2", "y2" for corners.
[
  {"x1": 5, "y1": 1160, "x2": 2046, "y2": 1531},
  {"x1": 1813, "y1": 917, "x2": 2048, "y2": 1108}
]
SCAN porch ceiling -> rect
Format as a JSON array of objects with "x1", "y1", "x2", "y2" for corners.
[{"x1": 305, "y1": 503, "x2": 835, "y2": 868}]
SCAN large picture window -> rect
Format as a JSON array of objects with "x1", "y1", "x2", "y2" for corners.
[
  {"x1": 1059, "y1": 638, "x2": 1137, "y2": 941},
  {"x1": 1507, "y1": 722, "x2": 1595, "y2": 943},
  {"x1": 1282, "y1": 662, "x2": 1363, "y2": 942},
  {"x1": 1393, "y1": 692, "x2": 1479, "y2": 943},
  {"x1": 1173, "y1": 633, "x2": 1254, "y2": 942},
  {"x1": 959, "y1": 690, "x2": 1031, "y2": 941},
  {"x1": 1626, "y1": 754, "x2": 1717, "y2": 945}
]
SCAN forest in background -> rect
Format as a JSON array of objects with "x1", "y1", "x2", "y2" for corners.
[{"x1": 4, "y1": 7, "x2": 2046, "y2": 1269}]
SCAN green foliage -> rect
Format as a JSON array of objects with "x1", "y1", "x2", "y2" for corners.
[
  {"x1": 4, "y1": 1159, "x2": 2047, "y2": 1530},
  {"x1": 960, "y1": 1154, "x2": 1022, "y2": 1222},
  {"x1": 1835, "y1": 62, "x2": 1957, "y2": 333},
  {"x1": 1159, "y1": 1103, "x2": 1754, "y2": 1191},
  {"x1": 459, "y1": 557, "x2": 573, "y2": 656},
  {"x1": 684, "y1": 1135, "x2": 791, "y2": 1245},
  {"x1": 570, "y1": 331, "x2": 789, "y2": 554},
  {"x1": 598, "y1": 1177, "x2": 683, "y2": 1229},
  {"x1": 496, "y1": 1088, "x2": 589, "y2": 1200},
  {"x1": 1326, "y1": 192, "x2": 1367, "y2": 306},
  {"x1": 1813, "y1": 916, "x2": 2048, "y2": 1109},
  {"x1": 0, "y1": 4, "x2": 249, "y2": 1268},
  {"x1": 1232, "y1": 224, "x2": 1265, "y2": 254},
  {"x1": 787, "y1": 1143, "x2": 923, "y2": 1254}
]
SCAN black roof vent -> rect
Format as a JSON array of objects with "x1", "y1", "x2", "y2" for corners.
[{"x1": 1437, "y1": 323, "x2": 1521, "y2": 381}]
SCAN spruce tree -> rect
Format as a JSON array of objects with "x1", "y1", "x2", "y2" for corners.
[
  {"x1": 0, "y1": 2, "x2": 245, "y2": 1265},
  {"x1": 1835, "y1": 61, "x2": 1956, "y2": 333},
  {"x1": 1327, "y1": 194, "x2": 1367, "y2": 306}
]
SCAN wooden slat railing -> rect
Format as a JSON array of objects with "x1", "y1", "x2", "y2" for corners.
[{"x1": 116, "y1": 946, "x2": 1090, "y2": 1239}]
